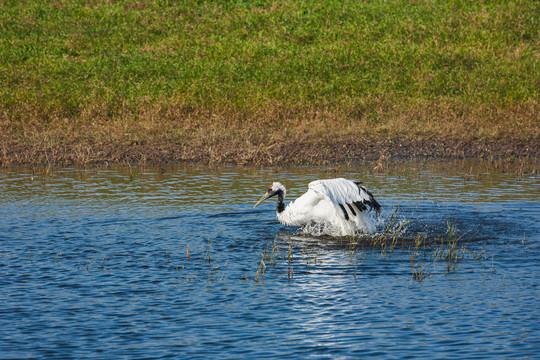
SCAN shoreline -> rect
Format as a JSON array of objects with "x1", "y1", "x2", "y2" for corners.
[{"x1": 1, "y1": 136, "x2": 538, "y2": 168}]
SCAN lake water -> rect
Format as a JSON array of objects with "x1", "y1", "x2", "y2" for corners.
[{"x1": 0, "y1": 160, "x2": 538, "y2": 359}]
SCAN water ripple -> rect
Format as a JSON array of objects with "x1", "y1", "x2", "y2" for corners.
[{"x1": 0, "y1": 163, "x2": 538, "y2": 358}]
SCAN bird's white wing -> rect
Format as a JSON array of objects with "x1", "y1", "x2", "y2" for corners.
[
  {"x1": 309, "y1": 178, "x2": 367, "y2": 205},
  {"x1": 308, "y1": 178, "x2": 380, "y2": 220}
]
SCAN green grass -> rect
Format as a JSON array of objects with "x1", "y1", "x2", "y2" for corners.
[{"x1": 0, "y1": 0, "x2": 538, "y2": 160}]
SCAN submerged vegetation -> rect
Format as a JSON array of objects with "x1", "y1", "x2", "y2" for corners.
[
  {"x1": 17, "y1": 208, "x2": 493, "y2": 284},
  {"x1": 1, "y1": 0, "x2": 538, "y2": 165},
  {"x1": 255, "y1": 211, "x2": 491, "y2": 283}
]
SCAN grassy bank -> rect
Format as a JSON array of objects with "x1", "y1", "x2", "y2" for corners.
[{"x1": 0, "y1": 0, "x2": 538, "y2": 165}]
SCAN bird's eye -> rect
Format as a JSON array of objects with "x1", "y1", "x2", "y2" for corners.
[{"x1": 268, "y1": 188, "x2": 273, "y2": 192}]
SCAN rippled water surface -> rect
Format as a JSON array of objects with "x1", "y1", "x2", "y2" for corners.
[{"x1": 1, "y1": 160, "x2": 538, "y2": 359}]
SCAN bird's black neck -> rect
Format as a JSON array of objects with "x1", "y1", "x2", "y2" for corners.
[{"x1": 276, "y1": 190, "x2": 285, "y2": 213}]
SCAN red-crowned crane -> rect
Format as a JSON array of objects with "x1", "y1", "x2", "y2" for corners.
[{"x1": 254, "y1": 178, "x2": 381, "y2": 236}]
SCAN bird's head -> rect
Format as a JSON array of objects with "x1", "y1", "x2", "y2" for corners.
[{"x1": 253, "y1": 182, "x2": 286, "y2": 208}]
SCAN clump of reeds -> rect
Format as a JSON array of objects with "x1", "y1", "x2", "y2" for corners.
[
  {"x1": 255, "y1": 235, "x2": 282, "y2": 282},
  {"x1": 371, "y1": 205, "x2": 412, "y2": 256}
]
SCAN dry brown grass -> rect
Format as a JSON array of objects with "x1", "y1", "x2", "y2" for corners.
[{"x1": 1, "y1": 99, "x2": 538, "y2": 166}]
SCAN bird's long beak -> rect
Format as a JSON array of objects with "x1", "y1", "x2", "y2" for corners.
[{"x1": 253, "y1": 192, "x2": 272, "y2": 208}]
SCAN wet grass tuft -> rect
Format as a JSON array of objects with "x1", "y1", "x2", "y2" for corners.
[
  {"x1": 22, "y1": 207, "x2": 494, "y2": 285},
  {"x1": 251, "y1": 206, "x2": 492, "y2": 283}
]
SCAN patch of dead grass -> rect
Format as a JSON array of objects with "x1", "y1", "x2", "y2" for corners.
[{"x1": 0, "y1": 98, "x2": 538, "y2": 166}]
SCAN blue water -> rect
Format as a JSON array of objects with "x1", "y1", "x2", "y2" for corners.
[{"x1": 0, "y1": 161, "x2": 538, "y2": 359}]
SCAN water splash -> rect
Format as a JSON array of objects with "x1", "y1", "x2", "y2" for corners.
[{"x1": 300, "y1": 212, "x2": 379, "y2": 237}]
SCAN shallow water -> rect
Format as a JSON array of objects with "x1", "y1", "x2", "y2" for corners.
[{"x1": 0, "y1": 160, "x2": 538, "y2": 359}]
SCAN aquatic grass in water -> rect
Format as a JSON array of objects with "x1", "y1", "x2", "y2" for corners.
[
  {"x1": 242, "y1": 214, "x2": 470, "y2": 285},
  {"x1": 26, "y1": 207, "x2": 496, "y2": 285},
  {"x1": 262, "y1": 207, "x2": 489, "y2": 283}
]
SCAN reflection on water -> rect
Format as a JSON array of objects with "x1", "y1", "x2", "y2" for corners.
[{"x1": 0, "y1": 159, "x2": 538, "y2": 358}]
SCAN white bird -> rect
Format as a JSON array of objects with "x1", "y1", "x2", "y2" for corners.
[{"x1": 254, "y1": 178, "x2": 381, "y2": 236}]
